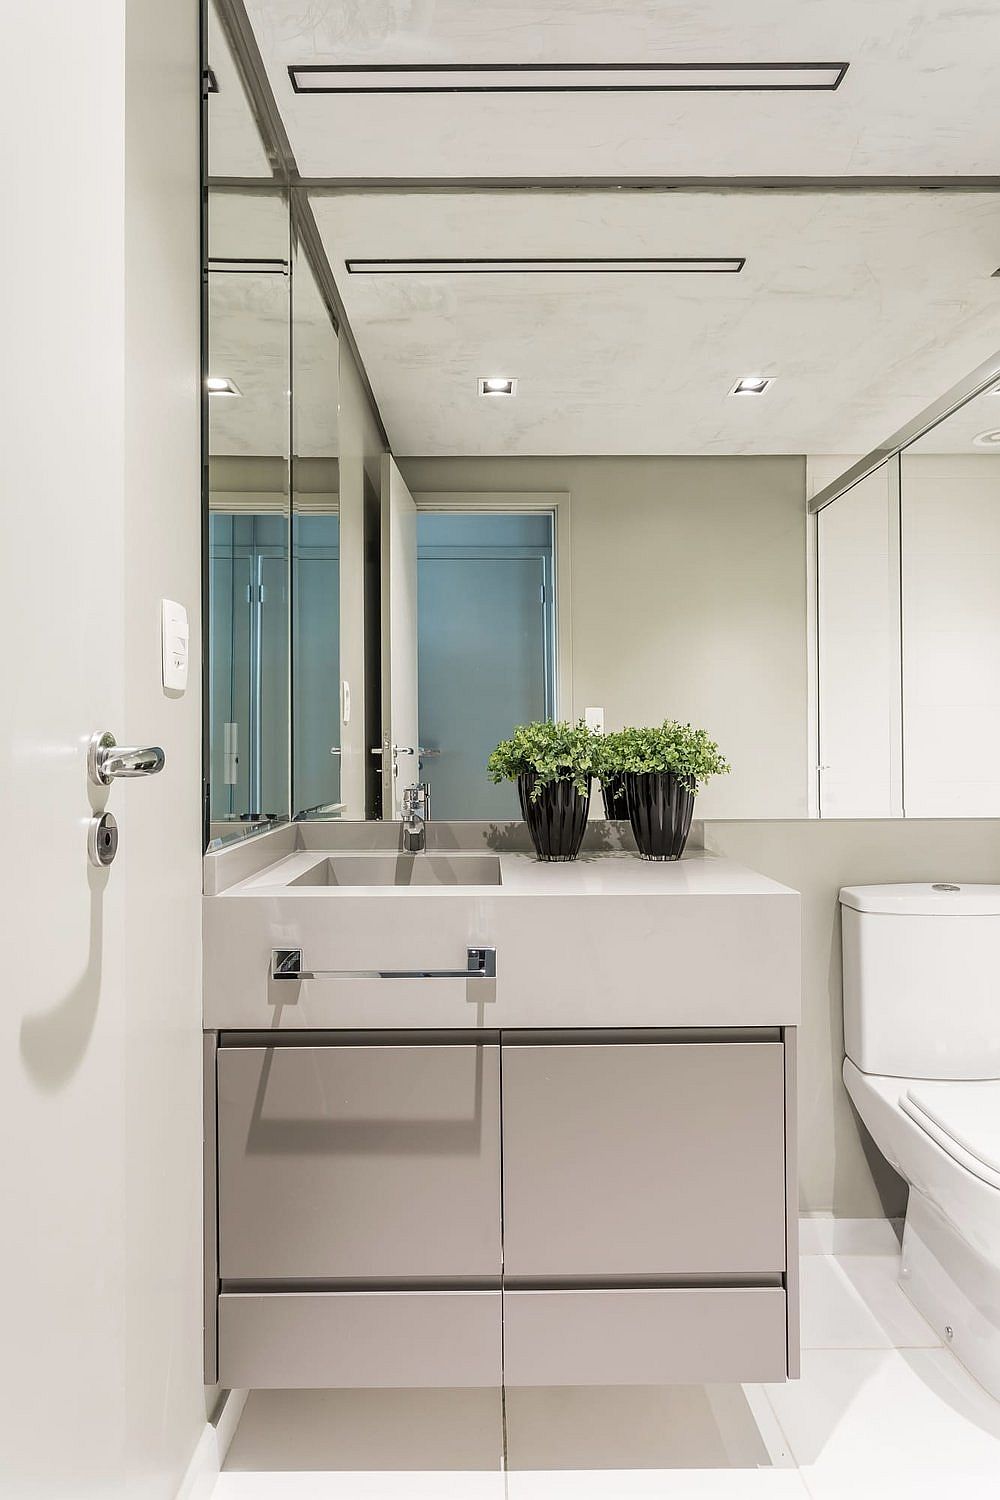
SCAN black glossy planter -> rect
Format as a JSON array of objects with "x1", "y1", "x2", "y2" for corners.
[
  {"x1": 518, "y1": 773, "x2": 591, "y2": 861},
  {"x1": 624, "y1": 770, "x2": 696, "y2": 861},
  {"x1": 600, "y1": 773, "x2": 630, "y2": 820}
]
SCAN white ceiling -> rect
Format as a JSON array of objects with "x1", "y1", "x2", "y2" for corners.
[
  {"x1": 314, "y1": 190, "x2": 1000, "y2": 456},
  {"x1": 241, "y1": 0, "x2": 1000, "y2": 178}
]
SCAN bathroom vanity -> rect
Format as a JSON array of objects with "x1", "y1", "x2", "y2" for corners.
[{"x1": 203, "y1": 823, "x2": 800, "y2": 1391}]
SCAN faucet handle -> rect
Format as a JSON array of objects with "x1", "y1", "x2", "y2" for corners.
[{"x1": 402, "y1": 782, "x2": 430, "y2": 816}]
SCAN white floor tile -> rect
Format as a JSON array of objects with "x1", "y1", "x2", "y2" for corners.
[
  {"x1": 507, "y1": 1470, "x2": 811, "y2": 1499},
  {"x1": 214, "y1": 1474, "x2": 504, "y2": 1499},
  {"x1": 762, "y1": 1347, "x2": 1000, "y2": 1478},
  {"x1": 800, "y1": 1255, "x2": 940, "y2": 1350}
]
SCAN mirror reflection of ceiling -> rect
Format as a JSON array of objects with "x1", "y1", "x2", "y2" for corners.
[
  {"x1": 292, "y1": 249, "x2": 340, "y2": 460},
  {"x1": 207, "y1": 193, "x2": 340, "y2": 458},
  {"x1": 240, "y1": 0, "x2": 1000, "y2": 178},
  {"x1": 208, "y1": 1, "x2": 272, "y2": 178},
  {"x1": 312, "y1": 191, "x2": 1000, "y2": 457},
  {"x1": 221, "y1": 0, "x2": 1000, "y2": 458},
  {"x1": 906, "y1": 384, "x2": 1000, "y2": 454}
]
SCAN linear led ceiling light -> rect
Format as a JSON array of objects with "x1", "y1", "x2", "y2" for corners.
[
  {"x1": 347, "y1": 257, "x2": 745, "y2": 275},
  {"x1": 290, "y1": 62, "x2": 848, "y2": 94}
]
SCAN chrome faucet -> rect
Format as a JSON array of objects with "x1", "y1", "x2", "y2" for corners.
[{"x1": 401, "y1": 782, "x2": 430, "y2": 853}]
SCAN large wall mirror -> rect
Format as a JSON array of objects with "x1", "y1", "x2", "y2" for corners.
[{"x1": 203, "y1": 0, "x2": 1000, "y2": 841}]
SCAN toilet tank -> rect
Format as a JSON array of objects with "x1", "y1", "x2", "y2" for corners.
[{"x1": 840, "y1": 884, "x2": 1000, "y2": 1080}]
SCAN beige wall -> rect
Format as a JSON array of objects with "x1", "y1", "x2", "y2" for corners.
[
  {"x1": 704, "y1": 818, "x2": 1000, "y2": 1218},
  {"x1": 2, "y1": 1, "x2": 205, "y2": 1494},
  {"x1": 399, "y1": 455, "x2": 808, "y2": 818}
]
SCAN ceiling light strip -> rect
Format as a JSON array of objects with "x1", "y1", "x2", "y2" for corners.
[
  {"x1": 208, "y1": 257, "x2": 289, "y2": 274},
  {"x1": 290, "y1": 62, "x2": 848, "y2": 94},
  {"x1": 346, "y1": 256, "x2": 745, "y2": 275}
]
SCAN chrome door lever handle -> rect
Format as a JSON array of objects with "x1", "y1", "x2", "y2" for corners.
[{"x1": 88, "y1": 731, "x2": 165, "y2": 786}]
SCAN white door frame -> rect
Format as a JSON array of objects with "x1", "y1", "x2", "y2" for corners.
[{"x1": 412, "y1": 491, "x2": 574, "y2": 722}]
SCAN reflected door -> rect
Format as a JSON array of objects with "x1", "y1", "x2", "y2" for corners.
[
  {"x1": 417, "y1": 512, "x2": 554, "y2": 821},
  {"x1": 381, "y1": 457, "x2": 420, "y2": 817}
]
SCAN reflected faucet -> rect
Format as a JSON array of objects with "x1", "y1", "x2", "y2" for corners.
[{"x1": 401, "y1": 782, "x2": 430, "y2": 853}]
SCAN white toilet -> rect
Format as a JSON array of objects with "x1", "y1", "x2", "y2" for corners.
[{"x1": 841, "y1": 882, "x2": 1000, "y2": 1402}]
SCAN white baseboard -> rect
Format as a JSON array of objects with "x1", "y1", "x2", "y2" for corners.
[
  {"x1": 799, "y1": 1214, "x2": 903, "y2": 1256},
  {"x1": 175, "y1": 1388, "x2": 248, "y2": 1500}
]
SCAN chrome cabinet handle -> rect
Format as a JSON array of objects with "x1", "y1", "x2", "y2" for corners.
[
  {"x1": 88, "y1": 731, "x2": 165, "y2": 786},
  {"x1": 271, "y1": 946, "x2": 497, "y2": 982}
]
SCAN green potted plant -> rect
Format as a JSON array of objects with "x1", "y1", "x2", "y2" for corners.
[
  {"x1": 615, "y1": 721, "x2": 730, "y2": 860},
  {"x1": 594, "y1": 729, "x2": 631, "y2": 819},
  {"x1": 487, "y1": 720, "x2": 599, "y2": 861}
]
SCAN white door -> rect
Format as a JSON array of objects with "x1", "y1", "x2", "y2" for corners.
[
  {"x1": 2, "y1": 4, "x2": 205, "y2": 1492},
  {"x1": 381, "y1": 456, "x2": 420, "y2": 817}
]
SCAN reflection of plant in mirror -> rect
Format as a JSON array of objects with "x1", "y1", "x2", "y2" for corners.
[
  {"x1": 597, "y1": 722, "x2": 731, "y2": 792},
  {"x1": 487, "y1": 720, "x2": 600, "y2": 800}
]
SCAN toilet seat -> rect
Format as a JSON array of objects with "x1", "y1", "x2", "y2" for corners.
[{"x1": 901, "y1": 1081, "x2": 1000, "y2": 1193}]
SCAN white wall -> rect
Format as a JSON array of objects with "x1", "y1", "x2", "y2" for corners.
[
  {"x1": 399, "y1": 455, "x2": 809, "y2": 818},
  {"x1": 1, "y1": 2, "x2": 205, "y2": 1495}
]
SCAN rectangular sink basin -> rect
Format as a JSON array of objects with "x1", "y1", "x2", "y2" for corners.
[{"x1": 289, "y1": 853, "x2": 502, "y2": 888}]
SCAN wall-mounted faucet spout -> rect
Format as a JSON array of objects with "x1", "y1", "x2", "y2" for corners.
[{"x1": 401, "y1": 782, "x2": 430, "y2": 853}]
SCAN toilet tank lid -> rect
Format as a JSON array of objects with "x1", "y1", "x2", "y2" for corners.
[{"x1": 840, "y1": 883, "x2": 1000, "y2": 915}]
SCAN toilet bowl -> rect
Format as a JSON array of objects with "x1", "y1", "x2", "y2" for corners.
[{"x1": 840, "y1": 883, "x2": 1000, "y2": 1403}]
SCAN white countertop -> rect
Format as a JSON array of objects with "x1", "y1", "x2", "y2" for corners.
[{"x1": 222, "y1": 847, "x2": 796, "y2": 901}]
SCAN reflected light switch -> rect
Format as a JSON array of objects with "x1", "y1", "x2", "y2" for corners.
[
  {"x1": 584, "y1": 706, "x2": 605, "y2": 733},
  {"x1": 161, "y1": 599, "x2": 189, "y2": 692}
]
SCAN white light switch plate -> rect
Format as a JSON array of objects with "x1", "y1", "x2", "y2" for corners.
[
  {"x1": 584, "y1": 706, "x2": 605, "y2": 732},
  {"x1": 161, "y1": 599, "x2": 189, "y2": 692}
]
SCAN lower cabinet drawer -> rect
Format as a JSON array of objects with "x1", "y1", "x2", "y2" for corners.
[
  {"x1": 218, "y1": 1290, "x2": 503, "y2": 1389},
  {"x1": 503, "y1": 1287, "x2": 788, "y2": 1386}
]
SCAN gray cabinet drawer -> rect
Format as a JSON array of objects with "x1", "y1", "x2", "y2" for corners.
[
  {"x1": 217, "y1": 1044, "x2": 501, "y2": 1280},
  {"x1": 219, "y1": 1290, "x2": 502, "y2": 1388},
  {"x1": 503, "y1": 1287, "x2": 787, "y2": 1385},
  {"x1": 502, "y1": 1042, "x2": 786, "y2": 1277}
]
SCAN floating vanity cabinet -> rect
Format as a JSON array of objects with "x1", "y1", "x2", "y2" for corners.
[
  {"x1": 208, "y1": 1029, "x2": 796, "y2": 1390},
  {"x1": 203, "y1": 835, "x2": 801, "y2": 1392}
]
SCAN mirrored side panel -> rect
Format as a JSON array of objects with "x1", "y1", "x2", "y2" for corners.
[
  {"x1": 291, "y1": 236, "x2": 342, "y2": 823},
  {"x1": 901, "y1": 387, "x2": 1000, "y2": 816},
  {"x1": 206, "y1": 191, "x2": 291, "y2": 845}
]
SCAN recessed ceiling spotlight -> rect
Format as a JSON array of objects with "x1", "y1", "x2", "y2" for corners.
[
  {"x1": 731, "y1": 376, "x2": 774, "y2": 395},
  {"x1": 479, "y1": 377, "x2": 517, "y2": 397},
  {"x1": 973, "y1": 428, "x2": 1000, "y2": 448},
  {"x1": 206, "y1": 376, "x2": 243, "y2": 397},
  {"x1": 290, "y1": 62, "x2": 848, "y2": 94}
]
